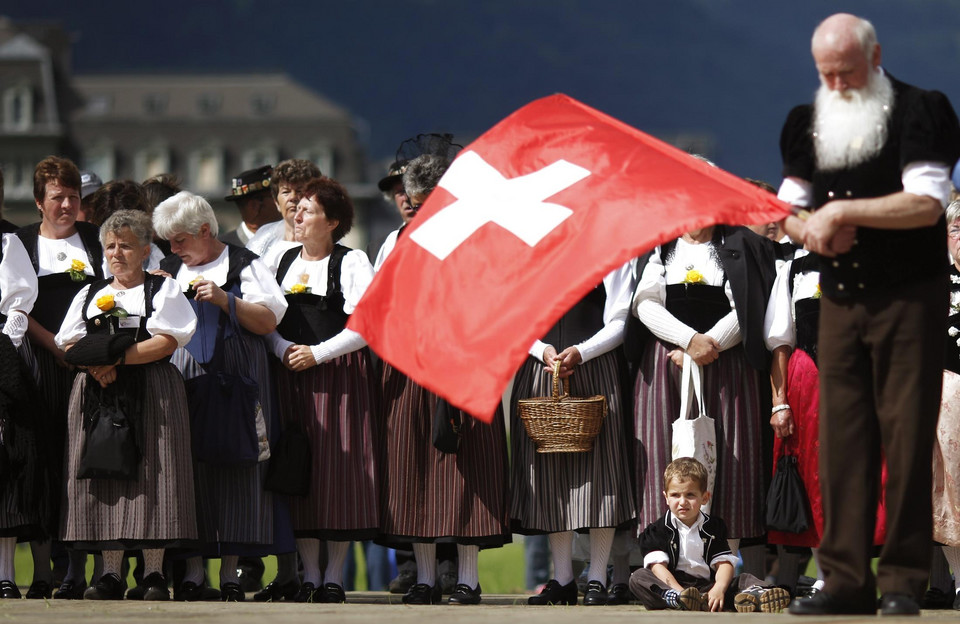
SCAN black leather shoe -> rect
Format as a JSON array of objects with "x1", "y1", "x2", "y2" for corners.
[
  {"x1": 25, "y1": 580, "x2": 52, "y2": 599},
  {"x1": 788, "y1": 591, "x2": 875, "y2": 615},
  {"x1": 923, "y1": 587, "x2": 954, "y2": 609},
  {"x1": 292, "y1": 582, "x2": 318, "y2": 603},
  {"x1": 320, "y1": 583, "x2": 346, "y2": 604},
  {"x1": 402, "y1": 583, "x2": 442, "y2": 605},
  {"x1": 388, "y1": 569, "x2": 416, "y2": 594},
  {"x1": 175, "y1": 580, "x2": 220, "y2": 601},
  {"x1": 0, "y1": 580, "x2": 20, "y2": 599},
  {"x1": 84, "y1": 574, "x2": 125, "y2": 600},
  {"x1": 448, "y1": 583, "x2": 481, "y2": 605},
  {"x1": 528, "y1": 579, "x2": 578, "y2": 605},
  {"x1": 583, "y1": 580, "x2": 609, "y2": 606},
  {"x1": 53, "y1": 579, "x2": 86, "y2": 600},
  {"x1": 253, "y1": 579, "x2": 300, "y2": 602},
  {"x1": 220, "y1": 581, "x2": 245, "y2": 602},
  {"x1": 880, "y1": 593, "x2": 920, "y2": 616},
  {"x1": 606, "y1": 583, "x2": 631, "y2": 605}
]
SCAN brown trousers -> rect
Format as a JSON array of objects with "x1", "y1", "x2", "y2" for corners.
[
  {"x1": 817, "y1": 275, "x2": 947, "y2": 603},
  {"x1": 629, "y1": 567, "x2": 765, "y2": 611}
]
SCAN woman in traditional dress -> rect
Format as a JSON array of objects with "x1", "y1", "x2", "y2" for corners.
[
  {"x1": 0, "y1": 232, "x2": 48, "y2": 599},
  {"x1": 55, "y1": 209, "x2": 198, "y2": 600},
  {"x1": 510, "y1": 256, "x2": 636, "y2": 606},
  {"x1": 932, "y1": 199, "x2": 960, "y2": 610},
  {"x1": 264, "y1": 176, "x2": 379, "y2": 604},
  {"x1": 153, "y1": 191, "x2": 289, "y2": 602},
  {"x1": 379, "y1": 155, "x2": 510, "y2": 606},
  {"x1": 16, "y1": 156, "x2": 105, "y2": 599},
  {"x1": 630, "y1": 224, "x2": 778, "y2": 575}
]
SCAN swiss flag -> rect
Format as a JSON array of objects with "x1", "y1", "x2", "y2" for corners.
[{"x1": 348, "y1": 94, "x2": 791, "y2": 421}]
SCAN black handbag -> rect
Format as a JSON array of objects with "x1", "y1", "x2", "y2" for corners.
[
  {"x1": 765, "y1": 454, "x2": 811, "y2": 533},
  {"x1": 184, "y1": 294, "x2": 265, "y2": 467},
  {"x1": 432, "y1": 398, "x2": 462, "y2": 454},
  {"x1": 264, "y1": 426, "x2": 312, "y2": 496},
  {"x1": 77, "y1": 386, "x2": 140, "y2": 480}
]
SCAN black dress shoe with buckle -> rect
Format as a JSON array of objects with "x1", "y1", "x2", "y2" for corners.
[
  {"x1": 528, "y1": 579, "x2": 578, "y2": 605},
  {"x1": 25, "y1": 580, "x2": 52, "y2": 599},
  {"x1": 583, "y1": 580, "x2": 609, "y2": 606},
  {"x1": 321, "y1": 583, "x2": 346, "y2": 604},
  {"x1": 220, "y1": 581, "x2": 245, "y2": 602},
  {"x1": 84, "y1": 574, "x2": 125, "y2": 600},
  {"x1": 0, "y1": 580, "x2": 21, "y2": 599},
  {"x1": 402, "y1": 583, "x2": 442, "y2": 605},
  {"x1": 880, "y1": 593, "x2": 920, "y2": 616},
  {"x1": 448, "y1": 583, "x2": 481, "y2": 605},
  {"x1": 253, "y1": 579, "x2": 301, "y2": 602},
  {"x1": 292, "y1": 582, "x2": 318, "y2": 603},
  {"x1": 606, "y1": 582, "x2": 631, "y2": 605},
  {"x1": 788, "y1": 591, "x2": 876, "y2": 615},
  {"x1": 175, "y1": 580, "x2": 220, "y2": 601},
  {"x1": 53, "y1": 579, "x2": 86, "y2": 600}
]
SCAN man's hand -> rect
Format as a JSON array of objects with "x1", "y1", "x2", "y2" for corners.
[{"x1": 803, "y1": 201, "x2": 856, "y2": 257}]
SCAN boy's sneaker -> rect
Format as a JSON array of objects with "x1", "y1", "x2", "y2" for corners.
[
  {"x1": 735, "y1": 585, "x2": 791, "y2": 613},
  {"x1": 677, "y1": 587, "x2": 708, "y2": 611}
]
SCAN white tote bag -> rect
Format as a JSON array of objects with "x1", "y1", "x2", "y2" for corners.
[{"x1": 671, "y1": 353, "x2": 718, "y2": 511}]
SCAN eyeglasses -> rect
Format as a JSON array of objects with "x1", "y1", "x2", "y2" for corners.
[{"x1": 949, "y1": 227, "x2": 960, "y2": 240}]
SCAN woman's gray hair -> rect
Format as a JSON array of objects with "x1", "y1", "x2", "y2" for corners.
[
  {"x1": 152, "y1": 190, "x2": 219, "y2": 239},
  {"x1": 947, "y1": 199, "x2": 960, "y2": 225},
  {"x1": 100, "y1": 209, "x2": 153, "y2": 247},
  {"x1": 403, "y1": 154, "x2": 451, "y2": 199}
]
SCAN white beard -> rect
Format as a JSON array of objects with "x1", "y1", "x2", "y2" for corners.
[{"x1": 813, "y1": 70, "x2": 894, "y2": 171}]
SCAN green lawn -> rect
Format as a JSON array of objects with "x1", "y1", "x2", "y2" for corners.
[{"x1": 13, "y1": 540, "x2": 527, "y2": 593}]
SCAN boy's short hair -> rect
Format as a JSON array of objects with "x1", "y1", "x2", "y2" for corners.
[{"x1": 663, "y1": 457, "x2": 708, "y2": 492}]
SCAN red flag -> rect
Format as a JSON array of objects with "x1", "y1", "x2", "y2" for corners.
[{"x1": 348, "y1": 94, "x2": 791, "y2": 421}]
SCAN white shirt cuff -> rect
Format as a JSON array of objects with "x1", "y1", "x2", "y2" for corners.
[
  {"x1": 711, "y1": 554, "x2": 740, "y2": 570},
  {"x1": 529, "y1": 340, "x2": 548, "y2": 363},
  {"x1": 1, "y1": 310, "x2": 28, "y2": 348},
  {"x1": 777, "y1": 177, "x2": 812, "y2": 207},
  {"x1": 643, "y1": 551, "x2": 670, "y2": 569},
  {"x1": 902, "y1": 161, "x2": 952, "y2": 208}
]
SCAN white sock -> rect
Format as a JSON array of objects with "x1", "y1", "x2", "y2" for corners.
[
  {"x1": 324, "y1": 541, "x2": 349, "y2": 587},
  {"x1": 275, "y1": 551, "x2": 299, "y2": 585},
  {"x1": 101, "y1": 550, "x2": 124, "y2": 579},
  {"x1": 184, "y1": 556, "x2": 204, "y2": 585},
  {"x1": 220, "y1": 555, "x2": 239, "y2": 585},
  {"x1": 0, "y1": 537, "x2": 15, "y2": 581},
  {"x1": 942, "y1": 546, "x2": 960, "y2": 594},
  {"x1": 588, "y1": 528, "x2": 614, "y2": 584},
  {"x1": 143, "y1": 549, "x2": 164, "y2": 577},
  {"x1": 548, "y1": 531, "x2": 574, "y2": 586},
  {"x1": 457, "y1": 544, "x2": 479, "y2": 590},
  {"x1": 412, "y1": 543, "x2": 437, "y2": 587},
  {"x1": 297, "y1": 538, "x2": 321, "y2": 586}
]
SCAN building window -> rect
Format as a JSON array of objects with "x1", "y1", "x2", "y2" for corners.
[
  {"x1": 144, "y1": 94, "x2": 168, "y2": 116},
  {"x1": 3, "y1": 86, "x2": 33, "y2": 131},
  {"x1": 296, "y1": 143, "x2": 334, "y2": 178},
  {"x1": 197, "y1": 93, "x2": 222, "y2": 115},
  {"x1": 133, "y1": 143, "x2": 170, "y2": 181},
  {"x1": 250, "y1": 94, "x2": 276, "y2": 116},
  {"x1": 82, "y1": 142, "x2": 116, "y2": 183},
  {"x1": 85, "y1": 94, "x2": 113, "y2": 116},
  {"x1": 188, "y1": 144, "x2": 223, "y2": 193},
  {"x1": 240, "y1": 144, "x2": 279, "y2": 171}
]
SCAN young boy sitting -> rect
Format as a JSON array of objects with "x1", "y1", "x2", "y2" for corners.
[{"x1": 629, "y1": 457, "x2": 790, "y2": 612}]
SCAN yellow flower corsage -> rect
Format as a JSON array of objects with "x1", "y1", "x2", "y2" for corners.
[
  {"x1": 683, "y1": 269, "x2": 705, "y2": 284},
  {"x1": 288, "y1": 282, "x2": 310, "y2": 295},
  {"x1": 95, "y1": 293, "x2": 128, "y2": 318},
  {"x1": 66, "y1": 259, "x2": 87, "y2": 282},
  {"x1": 812, "y1": 283, "x2": 822, "y2": 299}
]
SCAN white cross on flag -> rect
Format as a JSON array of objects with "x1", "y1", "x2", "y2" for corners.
[{"x1": 348, "y1": 94, "x2": 791, "y2": 421}]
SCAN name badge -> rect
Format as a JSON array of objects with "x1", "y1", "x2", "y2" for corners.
[{"x1": 118, "y1": 316, "x2": 140, "y2": 329}]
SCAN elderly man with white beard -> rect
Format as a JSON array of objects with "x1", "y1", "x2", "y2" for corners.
[{"x1": 777, "y1": 13, "x2": 960, "y2": 617}]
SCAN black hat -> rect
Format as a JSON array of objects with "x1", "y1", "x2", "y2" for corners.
[
  {"x1": 225, "y1": 165, "x2": 273, "y2": 202},
  {"x1": 377, "y1": 160, "x2": 409, "y2": 192}
]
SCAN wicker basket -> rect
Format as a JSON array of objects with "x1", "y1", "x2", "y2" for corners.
[{"x1": 518, "y1": 360, "x2": 607, "y2": 453}]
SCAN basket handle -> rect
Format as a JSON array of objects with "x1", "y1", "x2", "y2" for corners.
[{"x1": 551, "y1": 359, "x2": 570, "y2": 399}]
